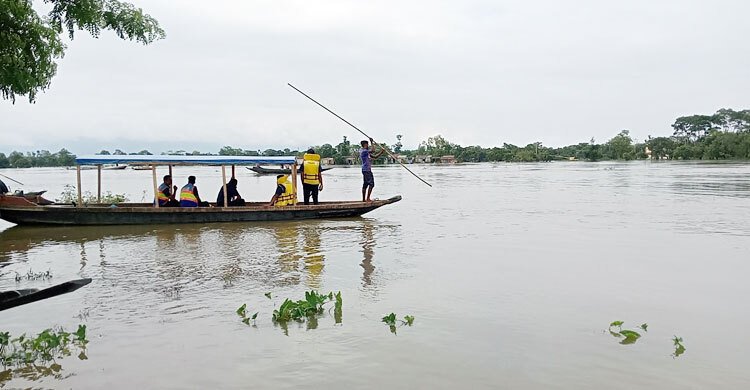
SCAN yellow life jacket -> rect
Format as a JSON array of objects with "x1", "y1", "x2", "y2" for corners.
[
  {"x1": 180, "y1": 183, "x2": 198, "y2": 207},
  {"x1": 156, "y1": 183, "x2": 170, "y2": 205},
  {"x1": 302, "y1": 153, "x2": 321, "y2": 185},
  {"x1": 275, "y1": 175, "x2": 297, "y2": 207}
]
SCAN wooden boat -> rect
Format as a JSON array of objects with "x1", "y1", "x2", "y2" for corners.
[
  {"x1": 0, "y1": 155, "x2": 400, "y2": 226},
  {"x1": 0, "y1": 278, "x2": 91, "y2": 311},
  {"x1": 247, "y1": 165, "x2": 334, "y2": 175},
  {"x1": 103, "y1": 164, "x2": 128, "y2": 170}
]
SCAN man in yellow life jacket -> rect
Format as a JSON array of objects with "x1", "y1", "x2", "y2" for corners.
[
  {"x1": 299, "y1": 148, "x2": 324, "y2": 205},
  {"x1": 156, "y1": 174, "x2": 179, "y2": 207},
  {"x1": 269, "y1": 174, "x2": 297, "y2": 206},
  {"x1": 180, "y1": 176, "x2": 209, "y2": 207}
]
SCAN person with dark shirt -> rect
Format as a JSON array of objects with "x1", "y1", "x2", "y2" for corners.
[
  {"x1": 216, "y1": 178, "x2": 245, "y2": 206},
  {"x1": 0, "y1": 178, "x2": 9, "y2": 195},
  {"x1": 156, "y1": 175, "x2": 179, "y2": 207},
  {"x1": 360, "y1": 138, "x2": 384, "y2": 202}
]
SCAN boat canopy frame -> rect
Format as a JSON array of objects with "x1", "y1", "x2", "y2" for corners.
[{"x1": 72, "y1": 155, "x2": 299, "y2": 209}]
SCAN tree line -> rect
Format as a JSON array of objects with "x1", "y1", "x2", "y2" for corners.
[{"x1": 2, "y1": 108, "x2": 748, "y2": 168}]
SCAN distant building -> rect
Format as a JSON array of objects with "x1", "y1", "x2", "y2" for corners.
[
  {"x1": 320, "y1": 157, "x2": 335, "y2": 165},
  {"x1": 414, "y1": 155, "x2": 432, "y2": 163},
  {"x1": 386, "y1": 154, "x2": 409, "y2": 164},
  {"x1": 440, "y1": 155, "x2": 456, "y2": 164}
]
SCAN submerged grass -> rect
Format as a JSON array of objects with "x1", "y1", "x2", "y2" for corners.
[{"x1": 0, "y1": 325, "x2": 88, "y2": 368}]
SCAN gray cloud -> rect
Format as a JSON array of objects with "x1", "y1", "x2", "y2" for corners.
[{"x1": 2, "y1": 0, "x2": 748, "y2": 154}]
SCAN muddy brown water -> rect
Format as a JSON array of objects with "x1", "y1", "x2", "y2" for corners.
[{"x1": 1, "y1": 162, "x2": 749, "y2": 389}]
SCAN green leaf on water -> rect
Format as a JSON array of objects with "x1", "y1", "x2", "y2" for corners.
[
  {"x1": 672, "y1": 336, "x2": 683, "y2": 346},
  {"x1": 403, "y1": 315, "x2": 415, "y2": 326},
  {"x1": 236, "y1": 303, "x2": 247, "y2": 317},
  {"x1": 74, "y1": 324, "x2": 87, "y2": 343},
  {"x1": 251, "y1": 312, "x2": 258, "y2": 320},
  {"x1": 264, "y1": 292, "x2": 272, "y2": 299},
  {"x1": 619, "y1": 330, "x2": 641, "y2": 339},
  {"x1": 382, "y1": 313, "x2": 397, "y2": 326},
  {"x1": 618, "y1": 329, "x2": 641, "y2": 344},
  {"x1": 241, "y1": 318, "x2": 250, "y2": 325},
  {"x1": 639, "y1": 323, "x2": 648, "y2": 332},
  {"x1": 334, "y1": 291, "x2": 342, "y2": 324},
  {"x1": 609, "y1": 321, "x2": 624, "y2": 328}
]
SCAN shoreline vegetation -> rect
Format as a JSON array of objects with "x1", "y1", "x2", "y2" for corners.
[{"x1": 2, "y1": 108, "x2": 748, "y2": 168}]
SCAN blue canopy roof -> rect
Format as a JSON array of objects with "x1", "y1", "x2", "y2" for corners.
[{"x1": 75, "y1": 155, "x2": 297, "y2": 166}]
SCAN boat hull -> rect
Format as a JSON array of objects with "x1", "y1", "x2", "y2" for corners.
[{"x1": 0, "y1": 196, "x2": 401, "y2": 226}]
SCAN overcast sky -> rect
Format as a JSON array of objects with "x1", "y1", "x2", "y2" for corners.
[{"x1": 2, "y1": 0, "x2": 749, "y2": 154}]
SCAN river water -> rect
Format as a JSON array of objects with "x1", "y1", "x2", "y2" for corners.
[{"x1": 1, "y1": 162, "x2": 749, "y2": 389}]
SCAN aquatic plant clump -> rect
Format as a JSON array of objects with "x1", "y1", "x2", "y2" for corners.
[
  {"x1": 14, "y1": 269, "x2": 53, "y2": 282},
  {"x1": 272, "y1": 291, "x2": 339, "y2": 323},
  {"x1": 672, "y1": 336, "x2": 686, "y2": 358},
  {"x1": 382, "y1": 313, "x2": 415, "y2": 334},
  {"x1": 56, "y1": 184, "x2": 129, "y2": 205},
  {"x1": 236, "y1": 303, "x2": 258, "y2": 325},
  {"x1": 0, "y1": 325, "x2": 88, "y2": 367}
]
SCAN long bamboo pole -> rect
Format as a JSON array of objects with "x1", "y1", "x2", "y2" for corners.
[
  {"x1": 287, "y1": 83, "x2": 432, "y2": 187},
  {"x1": 0, "y1": 173, "x2": 24, "y2": 186}
]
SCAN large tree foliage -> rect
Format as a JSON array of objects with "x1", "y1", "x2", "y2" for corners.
[{"x1": 1, "y1": 0, "x2": 164, "y2": 103}]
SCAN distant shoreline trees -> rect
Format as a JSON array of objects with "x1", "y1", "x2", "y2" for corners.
[{"x1": 2, "y1": 108, "x2": 749, "y2": 168}]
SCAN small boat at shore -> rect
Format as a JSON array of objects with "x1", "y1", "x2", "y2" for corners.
[
  {"x1": 65, "y1": 164, "x2": 128, "y2": 170},
  {"x1": 247, "y1": 165, "x2": 334, "y2": 175},
  {"x1": 0, "y1": 155, "x2": 400, "y2": 226},
  {"x1": 103, "y1": 164, "x2": 128, "y2": 170}
]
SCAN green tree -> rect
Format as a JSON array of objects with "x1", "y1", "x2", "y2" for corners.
[
  {"x1": 714, "y1": 108, "x2": 750, "y2": 133},
  {"x1": 393, "y1": 134, "x2": 403, "y2": 153},
  {"x1": 604, "y1": 130, "x2": 635, "y2": 160},
  {"x1": 582, "y1": 138, "x2": 603, "y2": 161},
  {"x1": 55, "y1": 148, "x2": 75, "y2": 166},
  {"x1": 646, "y1": 136, "x2": 676, "y2": 160},
  {"x1": 219, "y1": 146, "x2": 244, "y2": 156},
  {"x1": 97, "y1": 149, "x2": 111, "y2": 155},
  {"x1": 1, "y1": 0, "x2": 165, "y2": 103},
  {"x1": 418, "y1": 134, "x2": 455, "y2": 157},
  {"x1": 8, "y1": 151, "x2": 30, "y2": 167},
  {"x1": 317, "y1": 143, "x2": 335, "y2": 158},
  {"x1": 672, "y1": 115, "x2": 719, "y2": 143},
  {"x1": 0, "y1": 153, "x2": 9, "y2": 168}
]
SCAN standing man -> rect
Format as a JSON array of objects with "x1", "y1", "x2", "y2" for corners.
[
  {"x1": 156, "y1": 174, "x2": 179, "y2": 207},
  {"x1": 300, "y1": 148, "x2": 323, "y2": 205},
  {"x1": 180, "y1": 176, "x2": 209, "y2": 207},
  {"x1": 360, "y1": 138, "x2": 384, "y2": 202}
]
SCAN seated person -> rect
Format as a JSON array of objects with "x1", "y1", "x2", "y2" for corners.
[
  {"x1": 155, "y1": 175, "x2": 179, "y2": 207},
  {"x1": 217, "y1": 178, "x2": 245, "y2": 207},
  {"x1": 180, "y1": 176, "x2": 210, "y2": 207},
  {"x1": 269, "y1": 174, "x2": 296, "y2": 206}
]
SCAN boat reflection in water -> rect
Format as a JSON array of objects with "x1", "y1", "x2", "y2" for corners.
[{"x1": 0, "y1": 219, "x2": 400, "y2": 294}]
